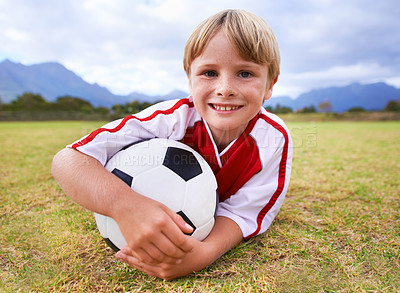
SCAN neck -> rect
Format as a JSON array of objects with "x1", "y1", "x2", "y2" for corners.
[{"x1": 212, "y1": 128, "x2": 245, "y2": 153}]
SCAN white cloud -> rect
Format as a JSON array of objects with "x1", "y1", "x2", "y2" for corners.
[
  {"x1": 276, "y1": 62, "x2": 396, "y2": 98},
  {"x1": 0, "y1": 0, "x2": 399, "y2": 98},
  {"x1": 4, "y1": 28, "x2": 31, "y2": 42},
  {"x1": 385, "y1": 77, "x2": 400, "y2": 90}
]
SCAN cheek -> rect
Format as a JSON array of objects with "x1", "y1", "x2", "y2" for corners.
[
  {"x1": 188, "y1": 76, "x2": 197, "y2": 93},
  {"x1": 190, "y1": 79, "x2": 208, "y2": 97},
  {"x1": 189, "y1": 85, "x2": 198, "y2": 97},
  {"x1": 192, "y1": 97, "x2": 208, "y2": 118},
  {"x1": 243, "y1": 84, "x2": 267, "y2": 101}
]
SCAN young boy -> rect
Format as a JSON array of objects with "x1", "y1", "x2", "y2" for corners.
[{"x1": 52, "y1": 9, "x2": 292, "y2": 280}]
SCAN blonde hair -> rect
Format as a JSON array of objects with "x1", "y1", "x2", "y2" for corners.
[{"x1": 183, "y1": 9, "x2": 280, "y2": 84}]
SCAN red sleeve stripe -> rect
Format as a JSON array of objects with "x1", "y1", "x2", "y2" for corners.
[
  {"x1": 244, "y1": 114, "x2": 290, "y2": 240},
  {"x1": 72, "y1": 98, "x2": 193, "y2": 149}
]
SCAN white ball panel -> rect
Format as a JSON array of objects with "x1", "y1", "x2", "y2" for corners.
[
  {"x1": 183, "y1": 174, "x2": 217, "y2": 226},
  {"x1": 191, "y1": 217, "x2": 215, "y2": 240},
  {"x1": 105, "y1": 142, "x2": 166, "y2": 174},
  {"x1": 94, "y1": 212, "x2": 127, "y2": 249},
  {"x1": 132, "y1": 165, "x2": 186, "y2": 212},
  {"x1": 94, "y1": 212, "x2": 107, "y2": 237},
  {"x1": 105, "y1": 217, "x2": 127, "y2": 249}
]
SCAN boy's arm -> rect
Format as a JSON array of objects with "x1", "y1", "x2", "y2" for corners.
[
  {"x1": 116, "y1": 216, "x2": 243, "y2": 280},
  {"x1": 51, "y1": 147, "x2": 194, "y2": 264}
]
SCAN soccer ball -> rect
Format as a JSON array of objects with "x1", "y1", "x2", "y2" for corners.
[{"x1": 94, "y1": 138, "x2": 218, "y2": 252}]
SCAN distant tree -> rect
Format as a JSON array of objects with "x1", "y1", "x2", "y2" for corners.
[
  {"x1": 384, "y1": 99, "x2": 400, "y2": 112},
  {"x1": 0, "y1": 96, "x2": 9, "y2": 111},
  {"x1": 111, "y1": 100, "x2": 155, "y2": 117},
  {"x1": 297, "y1": 105, "x2": 317, "y2": 113},
  {"x1": 125, "y1": 100, "x2": 153, "y2": 113},
  {"x1": 318, "y1": 100, "x2": 333, "y2": 113},
  {"x1": 53, "y1": 96, "x2": 94, "y2": 113},
  {"x1": 111, "y1": 103, "x2": 123, "y2": 114},
  {"x1": 11, "y1": 92, "x2": 49, "y2": 111},
  {"x1": 273, "y1": 104, "x2": 293, "y2": 114},
  {"x1": 347, "y1": 107, "x2": 366, "y2": 112},
  {"x1": 94, "y1": 106, "x2": 110, "y2": 115}
]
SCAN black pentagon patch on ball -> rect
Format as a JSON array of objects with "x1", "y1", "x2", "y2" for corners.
[
  {"x1": 163, "y1": 147, "x2": 202, "y2": 181},
  {"x1": 177, "y1": 211, "x2": 196, "y2": 236},
  {"x1": 111, "y1": 168, "x2": 133, "y2": 187}
]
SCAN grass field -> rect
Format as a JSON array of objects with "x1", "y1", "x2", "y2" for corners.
[{"x1": 1, "y1": 120, "x2": 399, "y2": 292}]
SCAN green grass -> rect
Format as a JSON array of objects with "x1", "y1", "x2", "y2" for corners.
[{"x1": 1, "y1": 121, "x2": 399, "y2": 292}]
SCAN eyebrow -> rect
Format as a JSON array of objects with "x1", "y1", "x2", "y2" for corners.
[
  {"x1": 194, "y1": 62, "x2": 265, "y2": 75},
  {"x1": 195, "y1": 60, "x2": 262, "y2": 68}
]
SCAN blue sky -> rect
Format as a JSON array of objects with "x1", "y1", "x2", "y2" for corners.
[{"x1": 1, "y1": 0, "x2": 399, "y2": 98}]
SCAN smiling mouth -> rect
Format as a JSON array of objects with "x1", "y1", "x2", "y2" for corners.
[{"x1": 210, "y1": 104, "x2": 242, "y2": 111}]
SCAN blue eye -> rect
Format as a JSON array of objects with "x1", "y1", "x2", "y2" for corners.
[
  {"x1": 203, "y1": 70, "x2": 217, "y2": 77},
  {"x1": 240, "y1": 71, "x2": 252, "y2": 78}
]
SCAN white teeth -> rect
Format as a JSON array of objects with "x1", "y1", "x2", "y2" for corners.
[{"x1": 214, "y1": 105, "x2": 239, "y2": 111}]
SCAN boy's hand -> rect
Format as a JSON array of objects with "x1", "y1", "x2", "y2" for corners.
[
  {"x1": 115, "y1": 216, "x2": 243, "y2": 280},
  {"x1": 115, "y1": 236, "x2": 201, "y2": 280},
  {"x1": 113, "y1": 193, "x2": 194, "y2": 265}
]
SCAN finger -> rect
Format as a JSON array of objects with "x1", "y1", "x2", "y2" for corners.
[
  {"x1": 120, "y1": 245, "x2": 182, "y2": 266},
  {"x1": 118, "y1": 245, "x2": 156, "y2": 265},
  {"x1": 149, "y1": 233, "x2": 188, "y2": 262},
  {"x1": 170, "y1": 210, "x2": 194, "y2": 235},
  {"x1": 161, "y1": 222, "x2": 194, "y2": 254},
  {"x1": 117, "y1": 252, "x2": 160, "y2": 278},
  {"x1": 138, "y1": 243, "x2": 183, "y2": 265},
  {"x1": 117, "y1": 252, "x2": 145, "y2": 271},
  {"x1": 161, "y1": 210, "x2": 194, "y2": 254}
]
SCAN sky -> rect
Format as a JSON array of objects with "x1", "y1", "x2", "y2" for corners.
[{"x1": 1, "y1": 0, "x2": 399, "y2": 99}]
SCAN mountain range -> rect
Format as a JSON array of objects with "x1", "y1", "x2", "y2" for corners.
[
  {"x1": 0, "y1": 59, "x2": 187, "y2": 107},
  {"x1": 266, "y1": 82, "x2": 400, "y2": 112},
  {"x1": 1, "y1": 59, "x2": 399, "y2": 112}
]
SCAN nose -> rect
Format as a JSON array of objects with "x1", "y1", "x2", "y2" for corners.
[{"x1": 216, "y1": 75, "x2": 237, "y2": 97}]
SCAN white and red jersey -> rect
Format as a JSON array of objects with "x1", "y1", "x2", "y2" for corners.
[{"x1": 69, "y1": 97, "x2": 293, "y2": 239}]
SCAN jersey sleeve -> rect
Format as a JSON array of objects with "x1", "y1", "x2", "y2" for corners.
[
  {"x1": 216, "y1": 113, "x2": 293, "y2": 239},
  {"x1": 67, "y1": 98, "x2": 195, "y2": 166}
]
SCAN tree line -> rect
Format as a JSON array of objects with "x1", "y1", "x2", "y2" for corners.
[
  {"x1": 1, "y1": 92, "x2": 399, "y2": 121},
  {"x1": 0, "y1": 92, "x2": 157, "y2": 121},
  {"x1": 267, "y1": 99, "x2": 400, "y2": 114}
]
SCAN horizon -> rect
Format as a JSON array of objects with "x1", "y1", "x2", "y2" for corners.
[{"x1": 1, "y1": 58, "x2": 399, "y2": 102}]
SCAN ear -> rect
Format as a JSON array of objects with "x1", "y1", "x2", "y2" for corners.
[{"x1": 263, "y1": 77, "x2": 278, "y2": 101}]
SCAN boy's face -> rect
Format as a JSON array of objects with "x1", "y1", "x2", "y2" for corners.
[{"x1": 189, "y1": 30, "x2": 275, "y2": 148}]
